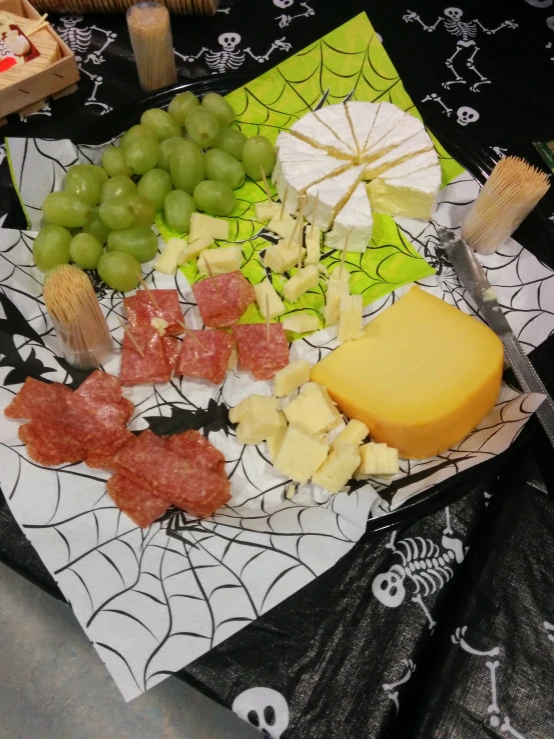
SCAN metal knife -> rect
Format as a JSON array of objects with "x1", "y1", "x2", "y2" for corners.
[{"x1": 437, "y1": 226, "x2": 554, "y2": 448}]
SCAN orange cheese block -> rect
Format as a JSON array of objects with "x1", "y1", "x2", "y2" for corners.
[{"x1": 310, "y1": 286, "x2": 504, "y2": 459}]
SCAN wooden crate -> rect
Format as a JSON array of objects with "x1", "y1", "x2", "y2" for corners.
[{"x1": 0, "y1": 0, "x2": 80, "y2": 124}]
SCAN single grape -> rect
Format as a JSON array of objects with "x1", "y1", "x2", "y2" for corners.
[
  {"x1": 242, "y1": 135, "x2": 276, "y2": 180},
  {"x1": 124, "y1": 137, "x2": 160, "y2": 176},
  {"x1": 193, "y1": 180, "x2": 235, "y2": 217},
  {"x1": 83, "y1": 207, "x2": 111, "y2": 245},
  {"x1": 201, "y1": 93, "x2": 235, "y2": 127},
  {"x1": 64, "y1": 168, "x2": 101, "y2": 207},
  {"x1": 164, "y1": 189, "x2": 196, "y2": 233},
  {"x1": 33, "y1": 224, "x2": 72, "y2": 272},
  {"x1": 168, "y1": 91, "x2": 199, "y2": 126},
  {"x1": 140, "y1": 108, "x2": 182, "y2": 142},
  {"x1": 42, "y1": 193, "x2": 92, "y2": 228},
  {"x1": 137, "y1": 168, "x2": 173, "y2": 211},
  {"x1": 69, "y1": 232, "x2": 104, "y2": 270},
  {"x1": 126, "y1": 194, "x2": 156, "y2": 227},
  {"x1": 80, "y1": 164, "x2": 108, "y2": 187},
  {"x1": 102, "y1": 147, "x2": 132, "y2": 178},
  {"x1": 119, "y1": 124, "x2": 157, "y2": 150},
  {"x1": 205, "y1": 148, "x2": 245, "y2": 190},
  {"x1": 185, "y1": 107, "x2": 219, "y2": 149},
  {"x1": 99, "y1": 196, "x2": 136, "y2": 230},
  {"x1": 101, "y1": 175, "x2": 137, "y2": 202},
  {"x1": 169, "y1": 140, "x2": 205, "y2": 195},
  {"x1": 98, "y1": 251, "x2": 141, "y2": 293},
  {"x1": 158, "y1": 136, "x2": 185, "y2": 172},
  {"x1": 107, "y1": 226, "x2": 158, "y2": 263},
  {"x1": 214, "y1": 128, "x2": 247, "y2": 160}
]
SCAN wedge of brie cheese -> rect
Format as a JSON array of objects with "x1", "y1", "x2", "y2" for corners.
[
  {"x1": 368, "y1": 165, "x2": 442, "y2": 221},
  {"x1": 326, "y1": 181, "x2": 373, "y2": 253}
]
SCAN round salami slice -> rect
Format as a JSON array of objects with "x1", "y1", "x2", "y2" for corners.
[
  {"x1": 176, "y1": 330, "x2": 233, "y2": 385},
  {"x1": 232, "y1": 323, "x2": 290, "y2": 380}
]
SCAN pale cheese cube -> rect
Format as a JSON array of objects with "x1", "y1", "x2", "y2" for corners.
[
  {"x1": 255, "y1": 201, "x2": 278, "y2": 221},
  {"x1": 305, "y1": 227, "x2": 322, "y2": 265},
  {"x1": 267, "y1": 212, "x2": 297, "y2": 240},
  {"x1": 273, "y1": 425, "x2": 329, "y2": 484},
  {"x1": 198, "y1": 246, "x2": 242, "y2": 276},
  {"x1": 180, "y1": 234, "x2": 214, "y2": 263},
  {"x1": 324, "y1": 280, "x2": 350, "y2": 326},
  {"x1": 153, "y1": 238, "x2": 187, "y2": 274},
  {"x1": 355, "y1": 442, "x2": 399, "y2": 477},
  {"x1": 282, "y1": 313, "x2": 320, "y2": 334},
  {"x1": 331, "y1": 419, "x2": 369, "y2": 449},
  {"x1": 283, "y1": 265, "x2": 319, "y2": 302},
  {"x1": 266, "y1": 412, "x2": 287, "y2": 461},
  {"x1": 283, "y1": 382, "x2": 342, "y2": 434},
  {"x1": 229, "y1": 394, "x2": 278, "y2": 424},
  {"x1": 236, "y1": 409, "x2": 283, "y2": 445},
  {"x1": 329, "y1": 265, "x2": 350, "y2": 283},
  {"x1": 263, "y1": 241, "x2": 305, "y2": 273},
  {"x1": 274, "y1": 359, "x2": 311, "y2": 397},
  {"x1": 254, "y1": 279, "x2": 286, "y2": 319},
  {"x1": 338, "y1": 294, "x2": 364, "y2": 342},
  {"x1": 312, "y1": 442, "x2": 361, "y2": 493},
  {"x1": 190, "y1": 213, "x2": 229, "y2": 241}
]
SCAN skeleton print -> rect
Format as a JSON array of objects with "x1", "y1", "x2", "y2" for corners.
[
  {"x1": 403, "y1": 8, "x2": 517, "y2": 92},
  {"x1": 273, "y1": 0, "x2": 315, "y2": 29},
  {"x1": 175, "y1": 32, "x2": 292, "y2": 74},
  {"x1": 382, "y1": 658, "x2": 416, "y2": 712}
]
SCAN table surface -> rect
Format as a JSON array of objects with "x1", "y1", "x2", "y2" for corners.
[{"x1": 2, "y1": 1, "x2": 554, "y2": 737}]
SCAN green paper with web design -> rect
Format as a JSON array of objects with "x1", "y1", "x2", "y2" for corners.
[{"x1": 162, "y1": 12, "x2": 466, "y2": 331}]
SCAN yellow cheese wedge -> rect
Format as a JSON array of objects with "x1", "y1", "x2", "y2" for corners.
[{"x1": 310, "y1": 287, "x2": 504, "y2": 459}]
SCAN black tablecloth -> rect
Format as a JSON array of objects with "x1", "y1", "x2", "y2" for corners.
[{"x1": 2, "y1": 1, "x2": 554, "y2": 737}]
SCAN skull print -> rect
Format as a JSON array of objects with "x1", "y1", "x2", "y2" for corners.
[
  {"x1": 232, "y1": 687, "x2": 290, "y2": 738},
  {"x1": 457, "y1": 106, "x2": 480, "y2": 125}
]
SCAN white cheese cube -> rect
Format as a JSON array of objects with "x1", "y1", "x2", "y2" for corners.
[
  {"x1": 331, "y1": 419, "x2": 369, "y2": 449},
  {"x1": 254, "y1": 279, "x2": 286, "y2": 319},
  {"x1": 338, "y1": 294, "x2": 364, "y2": 342},
  {"x1": 229, "y1": 394, "x2": 278, "y2": 424},
  {"x1": 312, "y1": 443, "x2": 361, "y2": 493},
  {"x1": 283, "y1": 382, "x2": 342, "y2": 434},
  {"x1": 263, "y1": 241, "x2": 305, "y2": 273},
  {"x1": 274, "y1": 359, "x2": 311, "y2": 398},
  {"x1": 283, "y1": 265, "x2": 319, "y2": 302},
  {"x1": 255, "y1": 201, "x2": 278, "y2": 221},
  {"x1": 329, "y1": 265, "x2": 350, "y2": 283},
  {"x1": 189, "y1": 213, "x2": 229, "y2": 241},
  {"x1": 266, "y1": 412, "x2": 287, "y2": 461},
  {"x1": 236, "y1": 409, "x2": 283, "y2": 445},
  {"x1": 305, "y1": 226, "x2": 322, "y2": 265},
  {"x1": 356, "y1": 442, "x2": 399, "y2": 477},
  {"x1": 324, "y1": 280, "x2": 350, "y2": 326},
  {"x1": 198, "y1": 246, "x2": 242, "y2": 276},
  {"x1": 180, "y1": 234, "x2": 214, "y2": 263},
  {"x1": 150, "y1": 317, "x2": 169, "y2": 336},
  {"x1": 282, "y1": 313, "x2": 320, "y2": 334},
  {"x1": 273, "y1": 425, "x2": 329, "y2": 484},
  {"x1": 153, "y1": 237, "x2": 187, "y2": 274},
  {"x1": 267, "y1": 212, "x2": 297, "y2": 240}
]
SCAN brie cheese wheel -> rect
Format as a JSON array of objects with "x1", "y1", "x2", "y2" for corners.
[
  {"x1": 306, "y1": 166, "x2": 364, "y2": 230},
  {"x1": 326, "y1": 182, "x2": 373, "y2": 253},
  {"x1": 368, "y1": 165, "x2": 442, "y2": 221},
  {"x1": 289, "y1": 110, "x2": 355, "y2": 159}
]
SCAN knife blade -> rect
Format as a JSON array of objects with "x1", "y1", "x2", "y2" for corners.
[{"x1": 437, "y1": 227, "x2": 554, "y2": 448}]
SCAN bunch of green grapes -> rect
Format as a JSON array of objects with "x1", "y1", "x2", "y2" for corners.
[{"x1": 34, "y1": 91, "x2": 276, "y2": 293}]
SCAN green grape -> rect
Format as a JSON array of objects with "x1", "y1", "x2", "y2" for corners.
[
  {"x1": 242, "y1": 135, "x2": 276, "y2": 180},
  {"x1": 102, "y1": 147, "x2": 131, "y2": 178},
  {"x1": 137, "y1": 168, "x2": 173, "y2": 211},
  {"x1": 119, "y1": 124, "x2": 157, "y2": 150},
  {"x1": 140, "y1": 108, "x2": 182, "y2": 142},
  {"x1": 158, "y1": 136, "x2": 185, "y2": 172},
  {"x1": 169, "y1": 140, "x2": 205, "y2": 194},
  {"x1": 98, "y1": 251, "x2": 141, "y2": 293},
  {"x1": 164, "y1": 189, "x2": 196, "y2": 233},
  {"x1": 214, "y1": 128, "x2": 247, "y2": 160},
  {"x1": 127, "y1": 194, "x2": 156, "y2": 227},
  {"x1": 42, "y1": 192, "x2": 92, "y2": 228},
  {"x1": 80, "y1": 164, "x2": 108, "y2": 187},
  {"x1": 124, "y1": 137, "x2": 160, "y2": 176},
  {"x1": 201, "y1": 93, "x2": 235, "y2": 127},
  {"x1": 107, "y1": 226, "x2": 158, "y2": 263},
  {"x1": 185, "y1": 107, "x2": 219, "y2": 149},
  {"x1": 82, "y1": 207, "x2": 111, "y2": 245},
  {"x1": 193, "y1": 180, "x2": 235, "y2": 217},
  {"x1": 64, "y1": 168, "x2": 101, "y2": 207},
  {"x1": 205, "y1": 149, "x2": 245, "y2": 190},
  {"x1": 99, "y1": 196, "x2": 136, "y2": 230},
  {"x1": 101, "y1": 175, "x2": 137, "y2": 202},
  {"x1": 168, "y1": 91, "x2": 199, "y2": 126},
  {"x1": 33, "y1": 224, "x2": 72, "y2": 272},
  {"x1": 69, "y1": 232, "x2": 104, "y2": 270}
]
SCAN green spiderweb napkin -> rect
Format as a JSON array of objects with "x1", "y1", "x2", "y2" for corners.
[{"x1": 160, "y1": 12, "x2": 465, "y2": 331}]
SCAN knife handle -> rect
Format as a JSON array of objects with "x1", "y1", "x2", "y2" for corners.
[{"x1": 502, "y1": 334, "x2": 554, "y2": 449}]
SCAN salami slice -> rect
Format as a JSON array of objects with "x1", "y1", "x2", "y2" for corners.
[
  {"x1": 120, "y1": 325, "x2": 172, "y2": 386},
  {"x1": 192, "y1": 272, "x2": 255, "y2": 328},
  {"x1": 163, "y1": 336, "x2": 180, "y2": 377},
  {"x1": 124, "y1": 289, "x2": 183, "y2": 335},
  {"x1": 232, "y1": 323, "x2": 290, "y2": 380},
  {"x1": 176, "y1": 330, "x2": 233, "y2": 384},
  {"x1": 19, "y1": 419, "x2": 86, "y2": 466},
  {"x1": 76, "y1": 370, "x2": 134, "y2": 424},
  {"x1": 4, "y1": 378, "x2": 71, "y2": 421},
  {"x1": 106, "y1": 473, "x2": 168, "y2": 528},
  {"x1": 166, "y1": 430, "x2": 226, "y2": 477}
]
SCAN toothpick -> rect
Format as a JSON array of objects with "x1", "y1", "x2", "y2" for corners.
[
  {"x1": 339, "y1": 229, "x2": 352, "y2": 279},
  {"x1": 297, "y1": 239, "x2": 303, "y2": 272},
  {"x1": 279, "y1": 187, "x2": 289, "y2": 220},
  {"x1": 310, "y1": 193, "x2": 319, "y2": 238},
  {"x1": 137, "y1": 272, "x2": 160, "y2": 309},
  {"x1": 177, "y1": 320, "x2": 206, "y2": 350},
  {"x1": 26, "y1": 13, "x2": 48, "y2": 35},
  {"x1": 286, "y1": 199, "x2": 304, "y2": 250},
  {"x1": 260, "y1": 166, "x2": 271, "y2": 203},
  {"x1": 118, "y1": 318, "x2": 144, "y2": 358},
  {"x1": 265, "y1": 295, "x2": 271, "y2": 342},
  {"x1": 205, "y1": 260, "x2": 221, "y2": 297}
]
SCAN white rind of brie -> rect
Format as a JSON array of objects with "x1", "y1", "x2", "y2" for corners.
[
  {"x1": 326, "y1": 182, "x2": 373, "y2": 253},
  {"x1": 305, "y1": 166, "x2": 364, "y2": 231}
]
